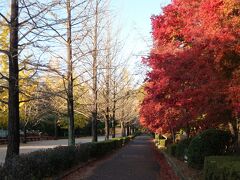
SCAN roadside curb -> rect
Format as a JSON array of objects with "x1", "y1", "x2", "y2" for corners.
[{"x1": 161, "y1": 150, "x2": 186, "y2": 180}]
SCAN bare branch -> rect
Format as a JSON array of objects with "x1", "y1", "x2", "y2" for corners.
[
  {"x1": 0, "y1": 13, "x2": 10, "y2": 24},
  {"x1": 0, "y1": 72, "x2": 9, "y2": 81}
]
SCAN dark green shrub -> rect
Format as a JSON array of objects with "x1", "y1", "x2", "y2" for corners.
[
  {"x1": 188, "y1": 129, "x2": 232, "y2": 169},
  {"x1": 0, "y1": 165, "x2": 6, "y2": 180},
  {"x1": 167, "y1": 144, "x2": 177, "y2": 157},
  {"x1": 88, "y1": 140, "x2": 114, "y2": 158},
  {"x1": 164, "y1": 138, "x2": 173, "y2": 147},
  {"x1": 2, "y1": 136, "x2": 133, "y2": 179},
  {"x1": 175, "y1": 138, "x2": 192, "y2": 160},
  {"x1": 46, "y1": 146, "x2": 76, "y2": 174},
  {"x1": 4, "y1": 146, "x2": 77, "y2": 179},
  {"x1": 204, "y1": 156, "x2": 240, "y2": 180},
  {"x1": 116, "y1": 138, "x2": 124, "y2": 148},
  {"x1": 122, "y1": 136, "x2": 130, "y2": 144},
  {"x1": 4, "y1": 153, "x2": 47, "y2": 180},
  {"x1": 112, "y1": 138, "x2": 124, "y2": 148},
  {"x1": 75, "y1": 143, "x2": 91, "y2": 162},
  {"x1": 133, "y1": 130, "x2": 142, "y2": 137}
]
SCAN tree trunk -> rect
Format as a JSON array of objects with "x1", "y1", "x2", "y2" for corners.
[
  {"x1": 111, "y1": 85, "x2": 116, "y2": 138},
  {"x1": 92, "y1": 0, "x2": 99, "y2": 142},
  {"x1": 237, "y1": 118, "x2": 240, "y2": 152},
  {"x1": 105, "y1": 14, "x2": 112, "y2": 140},
  {"x1": 66, "y1": 0, "x2": 75, "y2": 146},
  {"x1": 6, "y1": 0, "x2": 20, "y2": 161},
  {"x1": 228, "y1": 120, "x2": 239, "y2": 152},
  {"x1": 121, "y1": 121, "x2": 125, "y2": 137},
  {"x1": 105, "y1": 37, "x2": 111, "y2": 140},
  {"x1": 130, "y1": 126, "x2": 133, "y2": 135},
  {"x1": 54, "y1": 119, "x2": 58, "y2": 140},
  {"x1": 105, "y1": 60, "x2": 110, "y2": 140},
  {"x1": 171, "y1": 127, "x2": 175, "y2": 143},
  {"x1": 111, "y1": 110, "x2": 116, "y2": 138},
  {"x1": 126, "y1": 124, "x2": 130, "y2": 136},
  {"x1": 92, "y1": 111, "x2": 98, "y2": 142},
  {"x1": 105, "y1": 110, "x2": 110, "y2": 140},
  {"x1": 185, "y1": 123, "x2": 190, "y2": 138}
]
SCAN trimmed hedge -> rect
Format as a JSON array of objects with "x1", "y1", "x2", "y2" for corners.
[
  {"x1": 204, "y1": 156, "x2": 240, "y2": 180},
  {"x1": 175, "y1": 138, "x2": 192, "y2": 160},
  {"x1": 167, "y1": 143, "x2": 177, "y2": 156},
  {"x1": 1, "y1": 136, "x2": 132, "y2": 180},
  {"x1": 86, "y1": 137, "x2": 131, "y2": 158},
  {"x1": 0, "y1": 165, "x2": 5, "y2": 180},
  {"x1": 132, "y1": 130, "x2": 142, "y2": 137},
  {"x1": 187, "y1": 129, "x2": 232, "y2": 169}
]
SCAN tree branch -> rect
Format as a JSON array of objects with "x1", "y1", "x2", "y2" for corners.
[
  {"x1": 0, "y1": 99, "x2": 8, "y2": 105},
  {"x1": 0, "y1": 72, "x2": 9, "y2": 81},
  {"x1": 0, "y1": 13, "x2": 10, "y2": 24},
  {"x1": 0, "y1": 49, "x2": 10, "y2": 57}
]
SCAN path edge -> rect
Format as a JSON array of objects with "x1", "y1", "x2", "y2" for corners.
[{"x1": 161, "y1": 150, "x2": 186, "y2": 180}]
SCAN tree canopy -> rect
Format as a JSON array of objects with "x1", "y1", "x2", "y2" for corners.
[{"x1": 140, "y1": 0, "x2": 240, "y2": 136}]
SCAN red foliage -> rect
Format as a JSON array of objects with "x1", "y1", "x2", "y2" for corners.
[{"x1": 140, "y1": 0, "x2": 240, "y2": 134}]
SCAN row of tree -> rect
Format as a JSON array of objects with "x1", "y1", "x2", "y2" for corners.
[
  {"x1": 0, "y1": 0, "x2": 140, "y2": 161},
  {"x1": 140, "y1": 0, "x2": 240, "y2": 147}
]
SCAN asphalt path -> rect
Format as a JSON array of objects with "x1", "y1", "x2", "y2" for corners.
[{"x1": 64, "y1": 135, "x2": 160, "y2": 180}]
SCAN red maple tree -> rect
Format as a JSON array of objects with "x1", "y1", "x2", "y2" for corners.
[{"x1": 140, "y1": 0, "x2": 240, "y2": 140}]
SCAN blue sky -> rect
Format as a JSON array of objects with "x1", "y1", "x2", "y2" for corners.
[{"x1": 110, "y1": 0, "x2": 171, "y2": 83}]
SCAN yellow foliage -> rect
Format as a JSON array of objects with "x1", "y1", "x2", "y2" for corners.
[
  {"x1": 0, "y1": 25, "x2": 9, "y2": 128},
  {"x1": 0, "y1": 25, "x2": 39, "y2": 128}
]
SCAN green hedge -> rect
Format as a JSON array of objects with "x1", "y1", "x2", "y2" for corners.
[
  {"x1": 167, "y1": 143, "x2": 177, "y2": 157},
  {"x1": 0, "y1": 165, "x2": 5, "y2": 180},
  {"x1": 87, "y1": 137, "x2": 130, "y2": 158},
  {"x1": 1, "y1": 136, "x2": 132, "y2": 180},
  {"x1": 204, "y1": 156, "x2": 240, "y2": 180},
  {"x1": 187, "y1": 129, "x2": 232, "y2": 169},
  {"x1": 132, "y1": 130, "x2": 142, "y2": 137},
  {"x1": 175, "y1": 138, "x2": 192, "y2": 160}
]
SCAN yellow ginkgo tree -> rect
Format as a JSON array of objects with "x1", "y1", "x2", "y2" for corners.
[
  {"x1": 0, "y1": 25, "x2": 41, "y2": 137},
  {"x1": 0, "y1": 25, "x2": 9, "y2": 129}
]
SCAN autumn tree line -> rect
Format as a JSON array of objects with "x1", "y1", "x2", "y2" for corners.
[
  {"x1": 140, "y1": 0, "x2": 240, "y2": 149},
  {"x1": 0, "y1": 0, "x2": 140, "y2": 161}
]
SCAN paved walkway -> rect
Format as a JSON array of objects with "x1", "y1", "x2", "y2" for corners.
[{"x1": 64, "y1": 135, "x2": 160, "y2": 180}]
